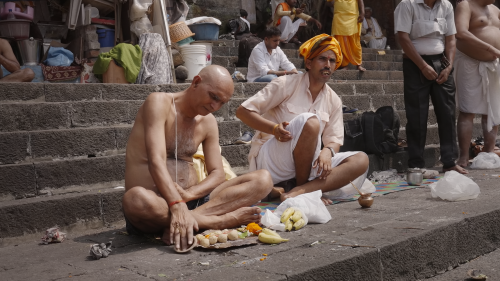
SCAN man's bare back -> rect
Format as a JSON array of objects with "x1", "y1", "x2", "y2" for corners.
[{"x1": 456, "y1": 0, "x2": 500, "y2": 61}]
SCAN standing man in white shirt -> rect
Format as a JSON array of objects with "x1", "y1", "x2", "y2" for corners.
[
  {"x1": 247, "y1": 27, "x2": 299, "y2": 83},
  {"x1": 395, "y1": 0, "x2": 467, "y2": 174}
]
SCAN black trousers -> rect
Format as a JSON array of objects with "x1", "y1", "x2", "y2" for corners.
[{"x1": 403, "y1": 55, "x2": 458, "y2": 169}]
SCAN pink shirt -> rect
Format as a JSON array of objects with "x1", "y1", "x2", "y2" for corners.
[{"x1": 241, "y1": 72, "x2": 344, "y2": 170}]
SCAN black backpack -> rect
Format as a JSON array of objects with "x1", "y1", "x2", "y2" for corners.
[
  {"x1": 340, "y1": 106, "x2": 400, "y2": 157},
  {"x1": 236, "y1": 34, "x2": 263, "y2": 67},
  {"x1": 362, "y1": 106, "x2": 400, "y2": 157}
]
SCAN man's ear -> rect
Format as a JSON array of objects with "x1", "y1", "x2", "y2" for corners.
[{"x1": 192, "y1": 75, "x2": 202, "y2": 87}]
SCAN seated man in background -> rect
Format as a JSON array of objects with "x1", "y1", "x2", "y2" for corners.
[
  {"x1": 122, "y1": 65, "x2": 273, "y2": 252},
  {"x1": 237, "y1": 34, "x2": 369, "y2": 206},
  {"x1": 228, "y1": 9, "x2": 251, "y2": 40},
  {"x1": 361, "y1": 7, "x2": 387, "y2": 49},
  {"x1": 247, "y1": 27, "x2": 299, "y2": 83},
  {"x1": 273, "y1": 0, "x2": 322, "y2": 44},
  {"x1": 0, "y1": 38, "x2": 34, "y2": 83}
]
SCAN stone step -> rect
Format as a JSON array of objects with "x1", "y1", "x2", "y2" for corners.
[
  {"x1": 211, "y1": 45, "x2": 403, "y2": 58},
  {"x1": 0, "y1": 144, "x2": 251, "y2": 199},
  {"x1": 0, "y1": 120, "x2": 252, "y2": 164},
  {"x1": 0, "y1": 146, "x2": 439, "y2": 239},
  {"x1": 212, "y1": 53, "x2": 402, "y2": 69},
  {"x1": 0, "y1": 82, "x2": 406, "y2": 103}
]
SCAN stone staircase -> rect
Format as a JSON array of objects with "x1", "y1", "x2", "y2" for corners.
[{"x1": 0, "y1": 40, "x2": 483, "y2": 241}]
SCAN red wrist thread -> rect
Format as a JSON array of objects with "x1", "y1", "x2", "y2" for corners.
[{"x1": 168, "y1": 200, "x2": 185, "y2": 207}]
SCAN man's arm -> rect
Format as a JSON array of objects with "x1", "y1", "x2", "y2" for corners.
[
  {"x1": 279, "y1": 49, "x2": 299, "y2": 74},
  {"x1": 275, "y1": 5, "x2": 292, "y2": 17},
  {"x1": 398, "y1": 31, "x2": 438, "y2": 81},
  {"x1": 0, "y1": 39, "x2": 21, "y2": 73},
  {"x1": 357, "y1": 0, "x2": 365, "y2": 22},
  {"x1": 296, "y1": 12, "x2": 322, "y2": 29},
  {"x1": 143, "y1": 93, "x2": 198, "y2": 249},
  {"x1": 455, "y1": 2, "x2": 500, "y2": 57},
  {"x1": 236, "y1": 79, "x2": 293, "y2": 142},
  {"x1": 181, "y1": 115, "x2": 226, "y2": 200}
]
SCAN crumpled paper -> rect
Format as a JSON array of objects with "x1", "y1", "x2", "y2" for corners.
[
  {"x1": 40, "y1": 226, "x2": 66, "y2": 245},
  {"x1": 89, "y1": 241, "x2": 113, "y2": 260}
]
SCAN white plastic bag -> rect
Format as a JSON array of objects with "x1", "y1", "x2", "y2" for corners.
[
  {"x1": 276, "y1": 190, "x2": 331, "y2": 223},
  {"x1": 470, "y1": 152, "x2": 500, "y2": 169},
  {"x1": 130, "y1": 0, "x2": 153, "y2": 22},
  {"x1": 429, "y1": 171, "x2": 480, "y2": 201},
  {"x1": 322, "y1": 179, "x2": 376, "y2": 200},
  {"x1": 131, "y1": 16, "x2": 153, "y2": 37}
]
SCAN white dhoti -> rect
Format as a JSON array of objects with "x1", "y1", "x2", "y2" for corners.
[
  {"x1": 255, "y1": 113, "x2": 367, "y2": 190},
  {"x1": 277, "y1": 16, "x2": 305, "y2": 43},
  {"x1": 454, "y1": 50, "x2": 500, "y2": 131},
  {"x1": 367, "y1": 37, "x2": 387, "y2": 49}
]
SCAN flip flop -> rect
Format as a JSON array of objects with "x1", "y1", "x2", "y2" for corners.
[{"x1": 174, "y1": 237, "x2": 198, "y2": 253}]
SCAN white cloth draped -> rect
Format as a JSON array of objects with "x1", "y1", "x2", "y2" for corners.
[
  {"x1": 362, "y1": 17, "x2": 386, "y2": 49},
  {"x1": 454, "y1": 50, "x2": 500, "y2": 132},
  {"x1": 278, "y1": 16, "x2": 305, "y2": 42}
]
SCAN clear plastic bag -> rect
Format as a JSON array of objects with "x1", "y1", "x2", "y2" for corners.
[
  {"x1": 131, "y1": 16, "x2": 153, "y2": 37},
  {"x1": 470, "y1": 152, "x2": 500, "y2": 169},
  {"x1": 130, "y1": 0, "x2": 153, "y2": 22},
  {"x1": 429, "y1": 171, "x2": 480, "y2": 201}
]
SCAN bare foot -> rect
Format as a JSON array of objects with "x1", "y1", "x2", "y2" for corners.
[
  {"x1": 268, "y1": 187, "x2": 285, "y2": 200},
  {"x1": 321, "y1": 196, "x2": 333, "y2": 206},
  {"x1": 219, "y1": 207, "x2": 262, "y2": 229},
  {"x1": 456, "y1": 159, "x2": 469, "y2": 168},
  {"x1": 443, "y1": 165, "x2": 469, "y2": 174},
  {"x1": 357, "y1": 65, "x2": 366, "y2": 72},
  {"x1": 299, "y1": 22, "x2": 308, "y2": 27}
]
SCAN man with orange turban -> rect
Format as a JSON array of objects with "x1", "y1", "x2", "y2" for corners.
[
  {"x1": 236, "y1": 34, "x2": 369, "y2": 206},
  {"x1": 326, "y1": 0, "x2": 366, "y2": 71}
]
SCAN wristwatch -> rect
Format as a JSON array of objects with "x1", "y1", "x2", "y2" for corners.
[{"x1": 326, "y1": 147, "x2": 336, "y2": 157}]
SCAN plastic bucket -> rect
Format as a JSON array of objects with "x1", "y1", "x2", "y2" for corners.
[
  {"x1": 179, "y1": 45, "x2": 206, "y2": 80},
  {"x1": 190, "y1": 42, "x2": 213, "y2": 65},
  {"x1": 97, "y1": 29, "x2": 115, "y2": 47},
  {"x1": 188, "y1": 23, "x2": 219, "y2": 41}
]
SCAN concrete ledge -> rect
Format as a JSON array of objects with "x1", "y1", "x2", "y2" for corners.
[
  {"x1": 0, "y1": 188, "x2": 124, "y2": 238},
  {"x1": 0, "y1": 170, "x2": 499, "y2": 281}
]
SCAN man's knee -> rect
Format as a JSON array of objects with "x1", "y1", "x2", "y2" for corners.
[
  {"x1": 21, "y1": 68, "x2": 35, "y2": 82},
  {"x1": 302, "y1": 116, "x2": 320, "y2": 135},
  {"x1": 344, "y1": 152, "x2": 369, "y2": 172},
  {"x1": 123, "y1": 186, "x2": 160, "y2": 218},
  {"x1": 251, "y1": 169, "x2": 273, "y2": 192}
]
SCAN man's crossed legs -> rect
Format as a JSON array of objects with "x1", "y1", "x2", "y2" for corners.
[
  {"x1": 122, "y1": 170, "x2": 273, "y2": 248},
  {"x1": 256, "y1": 113, "x2": 369, "y2": 205}
]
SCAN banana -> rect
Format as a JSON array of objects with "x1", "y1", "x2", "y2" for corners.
[
  {"x1": 291, "y1": 209, "x2": 302, "y2": 222},
  {"x1": 258, "y1": 232, "x2": 289, "y2": 244},
  {"x1": 280, "y1": 207, "x2": 295, "y2": 223},
  {"x1": 261, "y1": 228, "x2": 281, "y2": 238},
  {"x1": 292, "y1": 218, "x2": 306, "y2": 231},
  {"x1": 285, "y1": 218, "x2": 293, "y2": 232}
]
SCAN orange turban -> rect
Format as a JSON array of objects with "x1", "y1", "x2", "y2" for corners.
[{"x1": 299, "y1": 34, "x2": 343, "y2": 70}]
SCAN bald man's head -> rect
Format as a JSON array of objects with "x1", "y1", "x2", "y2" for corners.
[{"x1": 189, "y1": 65, "x2": 234, "y2": 116}]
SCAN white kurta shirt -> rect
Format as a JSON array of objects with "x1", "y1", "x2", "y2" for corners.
[{"x1": 246, "y1": 41, "x2": 296, "y2": 82}]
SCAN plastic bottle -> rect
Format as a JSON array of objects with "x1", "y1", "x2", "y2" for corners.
[{"x1": 7, "y1": 9, "x2": 16, "y2": 20}]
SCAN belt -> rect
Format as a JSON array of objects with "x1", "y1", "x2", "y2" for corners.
[{"x1": 402, "y1": 53, "x2": 443, "y2": 60}]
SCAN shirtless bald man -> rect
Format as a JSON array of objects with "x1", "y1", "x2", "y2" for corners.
[
  {"x1": 455, "y1": 0, "x2": 500, "y2": 167},
  {"x1": 0, "y1": 38, "x2": 34, "y2": 83},
  {"x1": 122, "y1": 65, "x2": 273, "y2": 252}
]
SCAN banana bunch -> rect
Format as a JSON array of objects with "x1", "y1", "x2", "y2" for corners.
[
  {"x1": 258, "y1": 228, "x2": 289, "y2": 244},
  {"x1": 280, "y1": 207, "x2": 306, "y2": 231}
]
